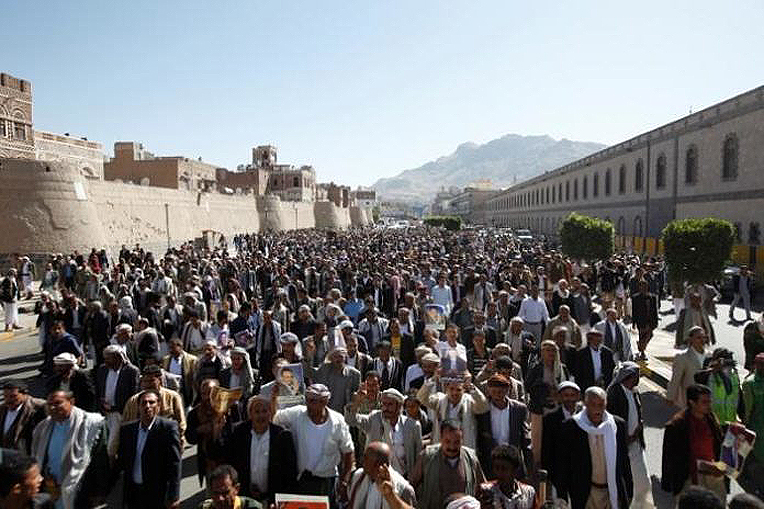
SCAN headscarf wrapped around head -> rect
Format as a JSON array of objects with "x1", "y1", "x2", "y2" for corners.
[
  {"x1": 230, "y1": 346, "x2": 256, "y2": 398},
  {"x1": 306, "y1": 383, "x2": 331, "y2": 399},
  {"x1": 609, "y1": 361, "x2": 640, "y2": 389},
  {"x1": 445, "y1": 495, "x2": 480, "y2": 509}
]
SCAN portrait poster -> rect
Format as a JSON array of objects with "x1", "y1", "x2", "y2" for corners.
[
  {"x1": 209, "y1": 386, "x2": 243, "y2": 414},
  {"x1": 275, "y1": 493, "x2": 329, "y2": 509},
  {"x1": 276, "y1": 362, "x2": 306, "y2": 409},
  {"x1": 719, "y1": 422, "x2": 756, "y2": 479},
  {"x1": 424, "y1": 303, "x2": 446, "y2": 331}
]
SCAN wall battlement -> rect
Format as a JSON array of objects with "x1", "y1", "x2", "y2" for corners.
[{"x1": 0, "y1": 73, "x2": 32, "y2": 96}]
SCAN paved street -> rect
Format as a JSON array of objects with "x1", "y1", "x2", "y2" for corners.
[{"x1": 1, "y1": 294, "x2": 759, "y2": 508}]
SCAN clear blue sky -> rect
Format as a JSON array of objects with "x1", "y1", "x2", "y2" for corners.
[{"x1": 5, "y1": 0, "x2": 764, "y2": 187}]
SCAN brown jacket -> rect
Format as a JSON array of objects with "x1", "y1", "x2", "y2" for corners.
[{"x1": 0, "y1": 396, "x2": 47, "y2": 454}]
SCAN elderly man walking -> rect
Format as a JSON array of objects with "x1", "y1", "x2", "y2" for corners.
[
  {"x1": 272, "y1": 384, "x2": 355, "y2": 508},
  {"x1": 560, "y1": 387, "x2": 633, "y2": 509}
]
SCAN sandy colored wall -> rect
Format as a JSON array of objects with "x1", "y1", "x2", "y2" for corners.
[
  {"x1": 0, "y1": 157, "x2": 357, "y2": 263},
  {"x1": 89, "y1": 180, "x2": 262, "y2": 254}
]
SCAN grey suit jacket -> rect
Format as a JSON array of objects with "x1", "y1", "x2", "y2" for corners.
[{"x1": 344, "y1": 408, "x2": 422, "y2": 478}]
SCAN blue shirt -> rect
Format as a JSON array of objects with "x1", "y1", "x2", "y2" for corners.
[
  {"x1": 46, "y1": 419, "x2": 71, "y2": 482},
  {"x1": 52, "y1": 333, "x2": 84, "y2": 359},
  {"x1": 344, "y1": 299, "x2": 364, "y2": 323}
]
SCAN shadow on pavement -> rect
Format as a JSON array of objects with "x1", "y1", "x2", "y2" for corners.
[
  {"x1": 641, "y1": 391, "x2": 678, "y2": 429},
  {"x1": 0, "y1": 352, "x2": 42, "y2": 366},
  {"x1": 652, "y1": 476, "x2": 674, "y2": 509}
]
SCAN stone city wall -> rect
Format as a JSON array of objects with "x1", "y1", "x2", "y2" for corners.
[{"x1": 0, "y1": 157, "x2": 368, "y2": 266}]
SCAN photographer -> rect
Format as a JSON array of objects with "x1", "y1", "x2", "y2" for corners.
[{"x1": 693, "y1": 348, "x2": 744, "y2": 427}]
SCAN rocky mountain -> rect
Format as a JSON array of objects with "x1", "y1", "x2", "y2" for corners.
[{"x1": 370, "y1": 134, "x2": 606, "y2": 203}]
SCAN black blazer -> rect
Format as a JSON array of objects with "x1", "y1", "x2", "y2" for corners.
[
  {"x1": 228, "y1": 421, "x2": 298, "y2": 502},
  {"x1": 372, "y1": 357, "x2": 403, "y2": 392},
  {"x1": 560, "y1": 415, "x2": 633, "y2": 509},
  {"x1": 94, "y1": 362, "x2": 140, "y2": 413},
  {"x1": 349, "y1": 352, "x2": 373, "y2": 379},
  {"x1": 383, "y1": 333, "x2": 416, "y2": 371},
  {"x1": 45, "y1": 369, "x2": 96, "y2": 412},
  {"x1": 631, "y1": 293, "x2": 658, "y2": 329},
  {"x1": 541, "y1": 406, "x2": 571, "y2": 498},
  {"x1": 574, "y1": 346, "x2": 615, "y2": 391},
  {"x1": 461, "y1": 325, "x2": 498, "y2": 350},
  {"x1": 606, "y1": 383, "x2": 644, "y2": 448},
  {"x1": 118, "y1": 417, "x2": 182, "y2": 507},
  {"x1": 476, "y1": 399, "x2": 532, "y2": 479}
]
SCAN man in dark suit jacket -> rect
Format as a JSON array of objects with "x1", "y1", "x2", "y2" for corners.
[
  {"x1": 344, "y1": 333, "x2": 373, "y2": 377},
  {"x1": 117, "y1": 389, "x2": 181, "y2": 509},
  {"x1": 607, "y1": 362, "x2": 653, "y2": 508},
  {"x1": 384, "y1": 318, "x2": 416, "y2": 371},
  {"x1": 94, "y1": 346, "x2": 140, "y2": 414},
  {"x1": 560, "y1": 387, "x2": 632, "y2": 509},
  {"x1": 45, "y1": 353, "x2": 97, "y2": 412},
  {"x1": 631, "y1": 281, "x2": 659, "y2": 361},
  {"x1": 227, "y1": 396, "x2": 298, "y2": 504},
  {"x1": 461, "y1": 310, "x2": 498, "y2": 350},
  {"x1": 372, "y1": 341, "x2": 403, "y2": 391},
  {"x1": 541, "y1": 381, "x2": 582, "y2": 500},
  {"x1": 0, "y1": 380, "x2": 46, "y2": 454},
  {"x1": 83, "y1": 301, "x2": 111, "y2": 367},
  {"x1": 574, "y1": 329, "x2": 616, "y2": 391},
  {"x1": 476, "y1": 374, "x2": 532, "y2": 479}
]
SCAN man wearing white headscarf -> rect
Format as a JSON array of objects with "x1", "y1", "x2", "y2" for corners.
[
  {"x1": 221, "y1": 347, "x2": 258, "y2": 400},
  {"x1": 606, "y1": 362, "x2": 652, "y2": 508},
  {"x1": 560, "y1": 387, "x2": 632, "y2": 509},
  {"x1": 273, "y1": 383, "x2": 355, "y2": 508}
]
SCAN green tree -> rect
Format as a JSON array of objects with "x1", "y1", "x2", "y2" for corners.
[
  {"x1": 661, "y1": 218, "x2": 734, "y2": 284},
  {"x1": 559, "y1": 213, "x2": 614, "y2": 261}
]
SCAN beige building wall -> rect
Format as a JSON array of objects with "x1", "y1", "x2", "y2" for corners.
[
  {"x1": 484, "y1": 85, "x2": 764, "y2": 241},
  {"x1": 0, "y1": 73, "x2": 34, "y2": 159},
  {"x1": 34, "y1": 131, "x2": 104, "y2": 179}
]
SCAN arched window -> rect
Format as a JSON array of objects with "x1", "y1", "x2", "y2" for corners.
[
  {"x1": 656, "y1": 153, "x2": 667, "y2": 189},
  {"x1": 633, "y1": 216, "x2": 643, "y2": 237},
  {"x1": 565, "y1": 181, "x2": 570, "y2": 201},
  {"x1": 605, "y1": 169, "x2": 612, "y2": 196},
  {"x1": 618, "y1": 165, "x2": 626, "y2": 194},
  {"x1": 552, "y1": 185, "x2": 556, "y2": 204},
  {"x1": 583, "y1": 176, "x2": 588, "y2": 199},
  {"x1": 685, "y1": 145, "x2": 698, "y2": 184},
  {"x1": 545, "y1": 186, "x2": 549, "y2": 204},
  {"x1": 558, "y1": 183, "x2": 562, "y2": 203},
  {"x1": 574, "y1": 179, "x2": 579, "y2": 200},
  {"x1": 593, "y1": 173, "x2": 599, "y2": 197},
  {"x1": 635, "y1": 159, "x2": 644, "y2": 192},
  {"x1": 722, "y1": 134, "x2": 738, "y2": 180},
  {"x1": 617, "y1": 216, "x2": 625, "y2": 235}
]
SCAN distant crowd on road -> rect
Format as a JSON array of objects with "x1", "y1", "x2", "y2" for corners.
[{"x1": 1, "y1": 225, "x2": 763, "y2": 509}]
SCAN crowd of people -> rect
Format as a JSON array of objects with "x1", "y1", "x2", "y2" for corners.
[{"x1": 0, "y1": 226, "x2": 762, "y2": 509}]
